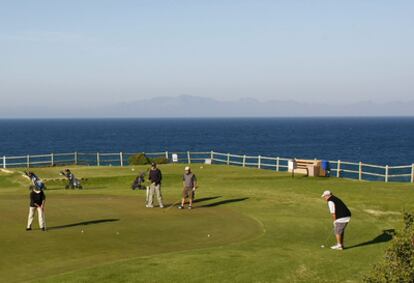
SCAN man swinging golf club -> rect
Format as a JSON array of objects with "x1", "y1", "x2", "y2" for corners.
[
  {"x1": 321, "y1": 190, "x2": 351, "y2": 250},
  {"x1": 178, "y1": 166, "x2": 197, "y2": 210}
]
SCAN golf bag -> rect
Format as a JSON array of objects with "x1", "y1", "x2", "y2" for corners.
[
  {"x1": 60, "y1": 170, "x2": 83, "y2": 189},
  {"x1": 131, "y1": 172, "x2": 146, "y2": 190},
  {"x1": 131, "y1": 172, "x2": 150, "y2": 206},
  {"x1": 24, "y1": 171, "x2": 46, "y2": 191}
]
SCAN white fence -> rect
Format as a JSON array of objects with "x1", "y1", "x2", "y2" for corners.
[{"x1": 1, "y1": 151, "x2": 413, "y2": 183}]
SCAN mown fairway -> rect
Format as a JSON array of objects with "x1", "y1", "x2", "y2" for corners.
[{"x1": 0, "y1": 164, "x2": 413, "y2": 283}]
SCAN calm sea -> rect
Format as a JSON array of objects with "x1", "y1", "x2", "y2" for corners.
[{"x1": 0, "y1": 118, "x2": 413, "y2": 166}]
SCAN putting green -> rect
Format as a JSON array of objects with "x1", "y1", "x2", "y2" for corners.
[
  {"x1": 0, "y1": 194, "x2": 262, "y2": 283},
  {"x1": 0, "y1": 164, "x2": 413, "y2": 282}
]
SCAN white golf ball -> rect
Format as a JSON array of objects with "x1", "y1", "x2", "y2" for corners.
[
  {"x1": 320, "y1": 245, "x2": 325, "y2": 248},
  {"x1": 131, "y1": 168, "x2": 135, "y2": 171},
  {"x1": 207, "y1": 234, "x2": 210, "y2": 237},
  {"x1": 81, "y1": 230, "x2": 84, "y2": 233}
]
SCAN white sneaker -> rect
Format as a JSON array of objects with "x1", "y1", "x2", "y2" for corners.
[{"x1": 330, "y1": 244, "x2": 343, "y2": 250}]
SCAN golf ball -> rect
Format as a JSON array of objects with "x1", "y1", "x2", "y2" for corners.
[
  {"x1": 320, "y1": 245, "x2": 325, "y2": 248},
  {"x1": 207, "y1": 234, "x2": 210, "y2": 237},
  {"x1": 81, "y1": 230, "x2": 84, "y2": 233},
  {"x1": 131, "y1": 168, "x2": 135, "y2": 171}
]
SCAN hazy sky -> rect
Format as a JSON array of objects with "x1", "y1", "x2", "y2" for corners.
[{"x1": 1, "y1": 0, "x2": 413, "y2": 111}]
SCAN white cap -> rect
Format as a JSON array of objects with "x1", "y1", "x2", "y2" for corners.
[
  {"x1": 184, "y1": 166, "x2": 190, "y2": 171},
  {"x1": 321, "y1": 190, "x2": 332, "y2": 197}
]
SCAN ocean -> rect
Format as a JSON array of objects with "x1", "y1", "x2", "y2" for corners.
[{"x1": 0, "y1": 117, "x2": 413, "y2": 166}]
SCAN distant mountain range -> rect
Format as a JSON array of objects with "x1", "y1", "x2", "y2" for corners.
[
  {"x1": 103, "y1": 95, "x2": 414, "y2": 118},
  {"x1": 2, "y1": 95, "x2": 414, "y2": 118}
]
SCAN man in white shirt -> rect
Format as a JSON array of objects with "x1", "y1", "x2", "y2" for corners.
[{"x1": 322, "y1": 190, "x2": 351, "y2": 250}]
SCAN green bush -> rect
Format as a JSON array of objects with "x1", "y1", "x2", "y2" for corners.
[
  {"x1": 364, "y1": 212, "x2": 414, "y2": 283},
  {"x1": 151, "y1": 156, "x2": 169, "y2": 165},
  {"x1": 128, "y1": 153, "x2": 151, "y2": 165}
]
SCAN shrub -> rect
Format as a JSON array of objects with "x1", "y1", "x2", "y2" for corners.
[
  {"x1": 151, "y1": 156, "x2": 169, "y2": 165},
  {"x1": 128, "y1": 153, "x2": 151, "y2": 165},
  {"x1": 364, "y1": 212, "x2": 414, "y2": 283}
]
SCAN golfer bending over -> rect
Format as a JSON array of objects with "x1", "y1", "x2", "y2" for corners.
[
  {"x1": 322, "y1": 190, "x2": 351, "y2": 250},
  {"x1": 26, "y1": 186, "x2": 46, "y2": 231},
  {"x1": 147, "y1": 163, "x2": 164, "y2": 208},
  {"x1": 178, "y1": 166, "x2": 197, "y2": 210}
]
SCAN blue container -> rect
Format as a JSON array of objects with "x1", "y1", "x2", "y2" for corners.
[{"x1": 321, "y1": 160, "x2": 330, "y2": 171}]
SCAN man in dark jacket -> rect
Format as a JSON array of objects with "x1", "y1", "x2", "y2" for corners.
[
  {"x1": 322, "y1": 190, "x2": 351, "y2": 250},
  {"x1": 147, "y1": 163, "x2": 164, "y2": 208},
  {"x1": 27, "y1": 186, "x2": 46, "y2": 231}
]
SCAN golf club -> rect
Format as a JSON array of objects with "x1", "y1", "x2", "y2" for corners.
[
  {"x1": 165, "y1": 199, "x2": 182, "y2": 211},
  {"x1": 321, "y1": 227, "x2": 334, "y2": 248}
]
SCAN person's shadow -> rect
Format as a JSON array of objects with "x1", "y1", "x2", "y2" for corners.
[
  {"x1": 346, "y1": 229, "x2": 395, "y2": 249},
  {"x1": 200, "y1": 197, "x2": 249, "y2": 207},
  {"x1": 48, "y1": 219, "x2": 119, "y2": 230}
]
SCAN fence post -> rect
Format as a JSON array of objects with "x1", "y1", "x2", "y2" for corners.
[
  {"x1": 411, "y1": 164, "x2": 414, "y2": 183},
  {"x1": 227, "y1": 153, "x2": 230, "y2": 165},
  {"x1": 276, "y1": 157, "x2": 280, "y2": 172},
  {"x1": 385, "y1": 165, "x2": 389, "y2": 183},
  {"x1": 187, "y1": 151, "x2": 191, "y2": 164},
  {"x1": 120, "y1": 152, "x2": 124, "y2": 167},
  {"x1": 258, "y1": 155, "x2": 261, "y2": 169},
  {"x1": 358, "y1": 162, "x2": 362, "y2": 181},
  {"x1": 74, "y1": 152, "x2": 78, "y2": 165},
  {"x1": 165, "y1": 151, "x2": 169, "y2": 159},
  {"x1": 2, "y1": 156, "x2": 5, "y2": 169},
  {"x1": 242, "y1": 155, "x2": 246, "y2": 167},
  {"x1": 210, "y1": 151, "x2": 214, "y2": 164},
  {"x1": 336, "y1": 160, "x2": 341, "y2": 177},
  {"x1": 97, "y1": 152, "x2": 100, "y2": 166},
  {"x1": 27, "y1": 155, "x2": 30, "y2": 168},
  {"x1": 51, "y1": 153, "x2": 54, "y2": 167}
]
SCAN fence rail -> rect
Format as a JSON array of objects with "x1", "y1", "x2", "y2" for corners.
[{"x1": 1, "y1": 151, "x2": 413, "y2": 184}]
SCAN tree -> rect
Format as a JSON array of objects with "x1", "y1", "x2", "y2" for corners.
[{"x1": 364, "y1": 212, "x2": 414, "y2": 283}]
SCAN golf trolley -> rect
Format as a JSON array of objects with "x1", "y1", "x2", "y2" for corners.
[
  {"x1": 131, "y1": 171, "x2": 150, "y2": 206},
  {"x1": 24, "y1": 171, "x2": 46, "y2": 191},
  {"x1": 60, "y1": 170, "x2": 83, "y2": 189}
]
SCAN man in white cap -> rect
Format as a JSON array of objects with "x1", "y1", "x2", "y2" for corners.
[
  {"x1": 178, "y1": 166, "x2": 197, "y2": 210},
  {"x1": 321, "y1": 190, "x2": 351, "y2": 250}
]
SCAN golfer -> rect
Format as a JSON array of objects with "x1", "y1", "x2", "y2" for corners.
[
  {"x1": 178, "y1": 166, "x2": 197, "y2": 210},
  {"x1": 26, "y1": 186, "x2": 46, "y2": 231},
  {"x1": 321, "y1": 190, "x2": 351, "y2": 250},
  {"x1": 147, "y1": 163, "x2": 164, "y2": 208}
]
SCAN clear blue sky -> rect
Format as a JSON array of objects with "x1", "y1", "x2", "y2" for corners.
[{"x1": 1, "y1": 0, "x2": 413, "y2": 111}]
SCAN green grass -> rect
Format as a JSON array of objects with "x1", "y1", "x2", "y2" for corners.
[{"x1": 0, "y1": 164, "x2": 413, "y2": 282}]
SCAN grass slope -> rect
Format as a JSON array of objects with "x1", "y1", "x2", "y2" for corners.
[{"x1": 0, "y1": 164, "x2": 413, "y2": 283}]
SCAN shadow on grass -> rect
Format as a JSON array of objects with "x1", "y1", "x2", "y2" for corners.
[
  {"x1": 193, "y1": 196, "x2": 222, "y2": 204},
  {"x1": 164, "y1": 196, "x2": 222, "y2": 207},
  {"x1": 200, "y1": 197, "x2": 249, "y2": 207},
  {"x1": 347, "y1": 229, "x2": 395, "y2": 249},
  {"x1": 48, "y1": 219, "x2": 120, "y2": 230}
]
